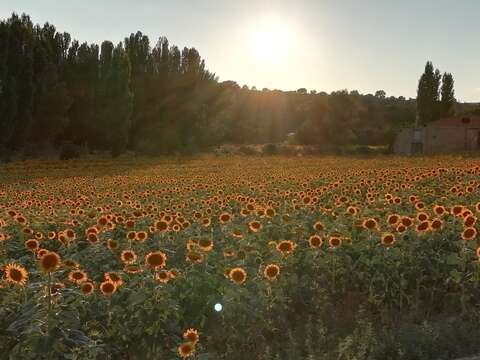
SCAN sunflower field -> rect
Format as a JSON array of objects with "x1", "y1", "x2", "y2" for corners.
[{"x1": 1, "y1": 156, "x2": 480, "y2": 360}]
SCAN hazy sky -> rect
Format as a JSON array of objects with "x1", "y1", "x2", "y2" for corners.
[{"x1": 2, "y1": 0, "x2": 479, "y2": 101}]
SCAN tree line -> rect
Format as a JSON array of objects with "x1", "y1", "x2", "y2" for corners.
[
  {"x1": 0, "y1": 13, "x2": 462, "y2": 159},
  {"x1": 416, "y1": 61, "x2": 456, "y2": 125}
]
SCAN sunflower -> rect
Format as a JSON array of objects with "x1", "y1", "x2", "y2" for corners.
[
  {"x1": 123, "y1": 264, "x2": 143, "y2": 274},
  {"x1": 198, "y1": 237, "x2": 214, "y2": 252},
  {"x1": 462, "y1": 227, "x2": 477, "y2": 241},
  {"x1": 308, "y1": 235, "x2": 323, "y2": 248},
  {"x1": 155, "y1": 220, "x2": 168, "y2": 232},
  {"x1": 228, "y1": 267, "x2": 247, "y2": 284},
  {"x1": 186, "y1": 252, "x2": 204, "y2": 264},
  {"x1": 104, "y1": 272, "x2": 123, "y2": 286},
  {"x1": 0, "y1": 233, "x2": 10, "y2": 242},
  {"x1": 120, "y1": 250, "x2": 138, "y2": 264},
  {"x1": 387, "y1": 214, "x2": 400, "y2": 225},
  {"x1": 183, "y1": 328, "x2": 199, "y2": 344},
  {"x1": 346, "y1": 206, "x2": 358, "y2": 215},
  {"x1": 430, "y1": 219, "x2": 444, "y2": 230},
  {"x1": 99, "y1": 280, "x2": 117, "y2": 296},
  {"x1": 37, "y1": 248, "x2": 49, "y2": 258},
  {"x1": 39, "y1": 251, "x2": 61, "y2": 273},
  {"x1": 155, "y1": 270, "x2": 172, "y2": 283},
  {"x1": 264, "y1": 264, "x2": 280, "y2": 281},
  {"x1": 68, "y1": 270, "x2": 88, "y2": 284},
  {"x1": 401, "y1": 217, "x2": 413, "y2": 227},
  {"x1": 464, "y1": 215, "x2": 477, "y2": 228},
  {"x1": 248, "y1": 220, "x2": 262, "y2": 232},
  {"x1": 65, "y1": 229, "x2": 76, "y2": 239},
  {"x1": 219, "y1": 212, "x2": 232, "y2": 224},
  {"x1": 145, "y1": 251, "x2": 167, "y2": 269},
  {"x1": 362, "y1": 218, "x2": 379, "y2": 230},
  {"x1": 178, "y1": 342, "x2": 195, "y2": 358},
  {"x1": 4, "y1": 263, "x2": 28, "y2": 286},
  {"x1": 414, "y1": 202, "x2": 425, "y2": 211},
  {"x1": 223, "y1": 249, "x2": 235, "y2": 257},
  {"x1": 415, "y1": 221, "x2": 430, "y2": 233},
  {"x1": 50, "y1": 282, "x2": 65, "y2": 295},
  {"x1": 126, "y1": 231, "x2": 137, "y2": 241},
  {"x1": 25, "y1": 239, "x2": 39, "y2": 252},
  {"x1": 107, "y1": 239, "x2": 119, "y2": 250},
  {"x1": 81, "y1": 281, "x2": 95, "y2": 295},
  {"x1": 381, "y1": 233, "x2": 395, "y2": 246},
  {"x1": 416, "y1": 212, "x2": 429, "y2": 222},
  {"x1": 313, "y1": 221, "x2": 324, "y2": 231},
  {"x1": 240, "y1": 209, "x2": 250, "y2": 217},
  {"x1": 451, "y1": 205, "x2": 464, "y2": 216},
  {"x1": 86, "y1": 233, "x2": 99, "y2": 244},
  {"x1": 328, "y1": 236, "x2": 342, "y2": 248},
  {"x1": 232, "y1": 229, "x2": 244, "y2": 239},
  {"x1": 265, "y1": 207, "x2": 276, "y2": 218},
  {"x1": 135, "y1": 231, "x2": 148, "y2": 242},
  {"x1": 276, "y1": 240, "x2": 297, "y2": 256},
  {"x1": 433, "y1": 205, "x2": 446, "y2": 216}
]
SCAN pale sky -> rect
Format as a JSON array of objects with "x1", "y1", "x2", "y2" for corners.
[{"x1": 1, "y1": 0, "x2": 479, "y2": 101}]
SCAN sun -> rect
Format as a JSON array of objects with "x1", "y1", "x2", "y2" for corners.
[{"x1": 253, "y1": 21, "x2": 290, "y2": 65}]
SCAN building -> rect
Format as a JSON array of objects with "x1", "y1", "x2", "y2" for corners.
[{"x1": 394, "y1": 115, "x2": 480, "y2": 154}]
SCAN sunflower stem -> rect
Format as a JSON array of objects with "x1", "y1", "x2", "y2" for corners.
[{"x1": 47, "y1": 272, "x2": 52, "y2": 336}]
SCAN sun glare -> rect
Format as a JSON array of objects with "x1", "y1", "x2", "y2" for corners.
[{"x1": 253, "y1": 21, "x2": 290, "y2": 65}]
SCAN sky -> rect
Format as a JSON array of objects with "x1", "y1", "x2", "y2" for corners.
[{"x1": 1, "y1": 0, "x2": 480, "y2": 102}]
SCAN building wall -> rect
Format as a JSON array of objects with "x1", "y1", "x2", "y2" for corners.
[
  {"x1": 424, "y1": 126, "x2": 466, "y2": 154},
  {"x1": 467, "y1": 128, "x2": 480, "y2": 150},
  {"x1": 393, "y1": 128, "x2": 415, "y2": 154},
  {"x1": 393, "y1": 128, "x2": 427, "y2": 155},
  {"x1": 394, "y1": 122, "x2": 480, "y2": 155}
]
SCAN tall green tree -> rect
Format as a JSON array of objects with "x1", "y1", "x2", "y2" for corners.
[
  {"x1": 65, "y1": 41, "x2": 99, "y2": 147},
  {"x1": 30, "y1": 23, "x2": 72, "y2": 146},
  {"x1": 440, "y1": 72, "x2": 455, "y2": 117},
  {"x1": 97, "y1": 43, "x2": 133, "y2": 156},
  {"x1": 416, "y1": 61, "x2": 441, "y2": 124}
]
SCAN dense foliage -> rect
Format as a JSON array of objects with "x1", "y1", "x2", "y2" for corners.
[
  {"x1": 1, "y1": 156, "x2": 480, "y2": 359},
  {"x1": 0, "y1": 13, "x2": 424, "y2": 159},
  {"x1": 416, "y1": 61, "x2": 456, "y2": 125}
]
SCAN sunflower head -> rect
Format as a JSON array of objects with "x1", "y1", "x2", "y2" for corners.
[
  {"x1": 4, "y1": 263, "x2": 28, "y2": 286},
  {"x1": 99, "y1": 280, "x2": 117, "y2": 296},
  {"x1": 462, "y1": 227, "x2": 477, "y2": 241},
  {"x1": 381, "y1": 233, "x2": 395, "y2": 246},
  {"x1": 308, "y1": 235, "x2": 322, "y2": 248},
  {"x1": 198, "y1": 237, "x2": 213, "y2": 252},
  {"x1": 120, "y1": 250, "x2": 138, "y2": 264},
  {"x1": 183, "y1": 328, "x2": 199, "y2": 344},
  {"x1": 276, "y1": 240, "x2": 297, "y2": 256},
  {"x1": 155, "y1": 270, "x2": 172, "y2": 283},
  {"x1": 228, "y1": 267, "x2": 247, "y2": 284},
  {"x1": 264, "y1": 264, "x2": 280, "y2": 281},
  {"x1": 81, "y1": 281, "x2": 95, "y2": 295},
  {"x1": 39, "y1": 251, "x2": 61, "y2": 273},
  {"x1": 178, "y1": 342, "x2": 195, "y2": 358},
  {"x1": 145, "y1": 251, "x2": 167, "y2": 269},
  {"x1": 68, "y1": 270, "x2": 88, "y2": 284}
]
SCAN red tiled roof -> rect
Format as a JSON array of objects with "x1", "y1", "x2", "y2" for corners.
[{"x1": 428, "y1": 115, "x2": 480, "y2": 127}]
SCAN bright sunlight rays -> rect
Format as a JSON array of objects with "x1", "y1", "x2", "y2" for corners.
[{"x1": 253, "y1": 19, "x2": 291, "y2": 65}]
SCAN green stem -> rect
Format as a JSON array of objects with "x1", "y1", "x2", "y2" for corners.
[{"x1": 47, "y1": 272, "x2": 52, "y2": 335}]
